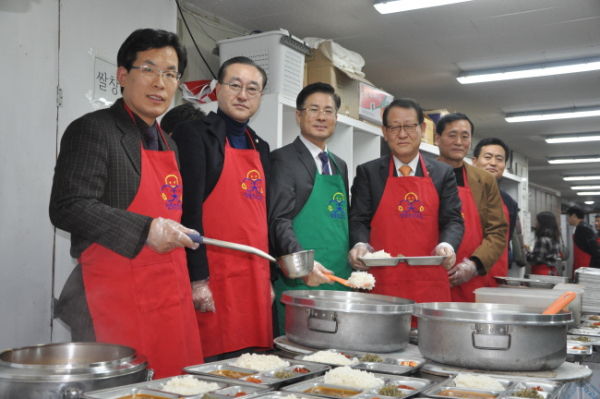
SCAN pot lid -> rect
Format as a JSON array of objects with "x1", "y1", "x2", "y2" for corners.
[
  {"x1": 414, "y1": 302, "x2": 573, "y2": 325},
  {"x1": 281, "y1": 290, "x2": 414, "y2": 314}
]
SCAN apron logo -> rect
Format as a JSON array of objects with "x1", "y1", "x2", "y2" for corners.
[
  {"x1": 241, "y1": 169, "x2": 264, "y2": 201},
  {"x1": 398, "y1": 192, "x2": 424, "y2": 219},
  {"x1": 328, "y1": 192, "x2": 347, "y2": 220},
  {"x1": 460, "y1": 206, "x2": 465, "y2": 219},
  {"x1": 161, "y1": 174, "x2": 183, "y2": 210}
]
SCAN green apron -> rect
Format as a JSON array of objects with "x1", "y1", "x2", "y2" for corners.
[{"x1": 274, "y1": 154, "x2": 351, "y2": 335}]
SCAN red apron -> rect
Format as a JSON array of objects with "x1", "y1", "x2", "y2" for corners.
[
  {"x1": 532, "y1": 264, "x2": 557, "y2": 276},
  {"x1": 369, "y1": 155, "x2": 450, "y2": 304},
  {"x1": 486, "y1": 203, "x2": 510, "y2": 287},
  {"x1": 196, "y1": 137, "x2": 272, "y2": 358},
  {"x1": 450, "y1": 167, "x2": 485, "y2": 302},
  {"x1": 81, "y1": 109, "x2": 204, "y2": 379},
  {"x1": 571, "y1": 234, "x2": 600, "y2": 278}
]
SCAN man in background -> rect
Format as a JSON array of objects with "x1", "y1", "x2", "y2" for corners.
[
  {"x1": 596, "y1": 214, "x2": 600, "y2": 237},
  {"x1": 161, "y1": 102, "x2": 205, "y2": 135},
  {"x1": 567, "y1": 206, "x2": 600, "y2": 272}
]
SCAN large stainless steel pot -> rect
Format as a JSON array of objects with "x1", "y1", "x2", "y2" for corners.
[
  {"x1": 281, "y1": 290, "x2": 414, "y2": 352},
  {"x1": 414, "y1": 302, "x2": 572, "y2": 371},
  {"x1": 0, "y1": 342, "x2": 148, "y2": 399}
]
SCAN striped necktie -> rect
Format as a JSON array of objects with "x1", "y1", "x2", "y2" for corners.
[{"x1": 319, "y1": 152, "x2": 331, "y2": 175}]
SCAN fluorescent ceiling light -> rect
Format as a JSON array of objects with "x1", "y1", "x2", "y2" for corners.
[
  {"x1": 564, "y1": 175, "x2": 600, "y2": 181},
  {"x1": 546, "y1": 133, "x2": 600, "y2": 144},
  {"x1": 577, "y1": 192, "x2": 600, "y2": 196},
  {"x1": 548, "y1": 156, "x2": 600, "y2": 164},
  {"x1": 571, "y1": 185, "x2": 600, "y2": 190},
  {"x1": 585, "y1": 201, "x2": 595, "y2": 205},
  {"x1": 374, "y1": 0, "x2": 472, "y2": 14},
  {"x1": 506, "y1": 106, "x2": 600, "y2": 123},
  {"x1": 458, "y1": 56, "x2": 600, "y2": 84}
]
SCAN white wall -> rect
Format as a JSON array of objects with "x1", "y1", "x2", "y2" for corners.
[{"x1": 0, "y1": 0, "x2": 177, "y2": 349}]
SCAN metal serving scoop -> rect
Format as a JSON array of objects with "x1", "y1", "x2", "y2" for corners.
[{"x1": 186, "y1": 233, "x2": 276, "y2": 263}]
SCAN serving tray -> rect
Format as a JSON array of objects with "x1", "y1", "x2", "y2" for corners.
[
  {"x1": 493, "y1": 276, "x2": 555, "y2": 289},
  {"x1": 184, "y1": 357, "x2": 330, "y2": 389},
  {"x1": 359, "y1": 256, "x2": 445, "y2": 267},
  {"x1": 567, "y1": 334, "x2": 600, "y2": 346},
  {"x1": 82, "y1": 374, "x2": 272, "y2": 399}
]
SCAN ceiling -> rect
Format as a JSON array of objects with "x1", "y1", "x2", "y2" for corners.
[{"x1": 185, "y1": 0, "x2": 600, "y2": 209}]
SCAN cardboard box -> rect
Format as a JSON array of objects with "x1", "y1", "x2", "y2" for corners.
[
  {"x1": 359, "y1": 83, "x2": 394, "y2": 126},
  {"x1": 425, "y1": 108, "x2": 454, "y2": 125},
  {"x1": 421, "y1": 114, "x2": 435, "y2": 145}
]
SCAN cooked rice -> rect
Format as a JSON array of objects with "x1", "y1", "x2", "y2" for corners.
[
  {"x1": 454, "y1": 373, "x2": 505, "y2": 391},
  {"x1": 323, "y1": 366, "x2": 384, "y2": 390},
  {"x1": 281, "y1": 395, "x2": 311, "y2": 399},
  {"x1": 231, "y1": 353, "x2": 290, "y2": 371},
  {"x1": 161, "y1": 375, "x2": 220, "y2": 395},
  {"x1": 347, "y1": 271, "x2": 376, "y2": 290},
  {"x1": 303, "y1": 351, "x2": 359, "y2": 366},
  {"x1": 362, "y1": 250, "x2": 391, "y2": 258}
]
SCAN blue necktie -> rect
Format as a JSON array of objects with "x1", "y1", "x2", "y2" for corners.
[{"x1": 319, "y1": 152, "x2": 330, "y2": 175}]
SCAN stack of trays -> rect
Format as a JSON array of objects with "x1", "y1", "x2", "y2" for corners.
[
  {"x1": 575, "y1": 268, "x2": 600, "y2": 312},
  {"x1": 423, "y1": 376, "x2": 564, "y2": 399}
]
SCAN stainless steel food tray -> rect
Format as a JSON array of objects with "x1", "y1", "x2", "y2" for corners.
[
  {"x1": 493, "y1": 276, "x2": 555, "y2": 289},
  {"x1": 567, "y1": 334, "x2": 600, "y2": 346},
  {"x1": 359, "y1": 256, "x2": 446, "y2": 267},
  {"x1": 525, "y1": 274, "x2": 571, "y2": 284},
  {"x1": 422, "y1": 376, "x2": 564, "y2": 399},
  {"x1": 184, "y1": 357, "x2": 330, "y2": 389},
  {"x1": 281, "y1": 373, "x2": 435, "y2": 399},
  {"x1": 566, "y1": 343, "x2": 593, "y2": 362},
  {"x1": 82, "y1": 374, "x2": 271, "y2": 399},
  {"x1": 581, "y1": 314, "x2": 600, "y2": 322},
  {"x1": 569, "y1": 326, "x2": 600, "y2": 336}
]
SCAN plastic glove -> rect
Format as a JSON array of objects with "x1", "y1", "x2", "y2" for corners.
[
  {"x1": 348, "y1": 243, "x2": 374, "y2": 271},
  {"x1": 433, "y1": 242, "x2": 456, "y2": 270},
  {"x1": 146, "y1": 217, "x2": 200, "y2": 253},
  {"x1": 191, "y1": 279, "x2": 216, "y2": 313},
  {"x1": 271, "y1": 283, "x2": 275, "y2": 304},
  {"x1": 448, "y1": 258, "x2": 478, "y2": 288},
  {"x1": 302, "y1": 262, "x2": 334, "y2": 287}
]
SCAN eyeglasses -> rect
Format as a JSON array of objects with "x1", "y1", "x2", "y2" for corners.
[
  {"x1": 220, "y1": 82, "x2": 263, "y2": 98},
  {"x1": 386, "y1": 124, "x2": 419, "y2": 135},
  {"x1": 299, "y1": 107, "x2": 337, "y2": 118},
  {"x1": 130, "y1": 65, "x2": 181, "y2": 82}
]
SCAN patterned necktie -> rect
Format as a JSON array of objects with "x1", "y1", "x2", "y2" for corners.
[
  {"x1": 399, "y1": 165, "x2": 412, "y2": 177},
  {"x1": 142, "y1": 125, "x2": 159, "y2": 151},
  {"x1": 319, "y1": 152, "x2": 331, "y2": 175}
]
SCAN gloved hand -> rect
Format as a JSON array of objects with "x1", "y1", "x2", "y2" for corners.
[
  {"x1": 271, "y1": 283, "x2": 276, "y2": 304},
  {"x1": 433, "y1": 242, "x2": 456, "y2": 270},
  {"x1": 146, "y1": 217, "x2": 200, "y2": 253},
  {"x1": 302, "y1": 262, "x2": 334, "y2": 287},
  {"x1": 448, "y1": 258, "x2": 478, "y2": 288},
  {"x1": 191, "y1": 279, "x2": 216, "y2": 313},
  {"x1": 348, "y1": 243, "x2": 374, "y2": 270}
]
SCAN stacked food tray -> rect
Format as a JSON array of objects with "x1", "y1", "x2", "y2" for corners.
[
  {"x1": 575, "y1": 268, "x2": 600, "y2": 312},
  {"x1": 82, "y1": 374, "x2": 272, "y2": 399},
  {"x1": 493, "y1": 276, "x2": 555, "y2": 289}
]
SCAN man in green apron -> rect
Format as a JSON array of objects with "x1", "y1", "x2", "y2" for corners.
[{"x1": 268, "y1": 82, "x2": 352, "y2": 335}]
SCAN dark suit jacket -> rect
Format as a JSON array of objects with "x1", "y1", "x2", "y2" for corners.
[
  {"x1": 172, "y1": 111, "x2": 271, "y2": 281},
  {"x1": 268, "y1": 137, "x2": 349, "y2": 257},
  {"x1": 500, "y1": 188, "x2": 518, "y2": 242},
  {"x1": 575, "y1": 221, "x2": 600, "y2": 268},
  {"x1": 349, "y1": 153, "x2": 464, "y2": 252}
]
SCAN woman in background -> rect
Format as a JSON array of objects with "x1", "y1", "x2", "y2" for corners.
[{"x1": 527, "y1": 211, "x2": 561, "y2": 276}]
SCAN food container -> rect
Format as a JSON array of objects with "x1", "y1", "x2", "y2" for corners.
[
  {"x1": 414, "y1": 302, "x2": 572, "y2": 371},
  {"x1": 281, "y1": 290, "x2": 414, "y2": 352},
  {"x1": 493, "y1": 276, "x2": 555, "y2": 289},
  {"x1": 526, "y1": 275, "x2": 572, "y2": 284},
  {"x1": 0, "y1": 342, "x2": 147, "y2": 399},
  {"x1": 566, "y1": 343, "x2": 592, "y2": 362}
]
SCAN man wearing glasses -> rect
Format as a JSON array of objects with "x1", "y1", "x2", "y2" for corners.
[
  {"x1": 172, "y1": 56, "x2": 273, "y2": 360},
  {"x1": 50, "y1": 29, "x2": 203, "y2": 378},
  {"x1": 268, "y1": 83, "x2": 352, "y2": 335},
  {"x1": 434, "y1": 114, "x2": 508, "y2": 302},
  {"x1": 348, "y1": 98, "x2": 463, "y2": 306}
]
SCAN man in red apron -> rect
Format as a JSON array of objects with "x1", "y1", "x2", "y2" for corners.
[
  {"x1": 269, "y1": 83, "x2": 352, "y2": 335},
  {"x1": 50, "y1": 29, "x2": 204, "y2": 378},
  {"x1": 472, "y1": 137, "x2": 521, "y2": 284},
  {"x1": 567, "y1": 206, "x2": 600, "y2": 276},
  {"x1": 434, "y1": 114, "x2": 508, "y2": 302},
  {"x1": 348, "y1": 98, "x2": 464, "y2": 305}
]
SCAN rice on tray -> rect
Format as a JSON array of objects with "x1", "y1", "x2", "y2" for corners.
[
  {"x1": 362, "y1": 250, "x2": 391, "y2": 258},
  {"x1": 232, "y1": 353, "x2": 290, "y2": 371},
  {"x1": 323, "y1": 366, "x2": 384, "y2": 390},
  {"x1": 303, "y1": 351, "x2": 359, "y2": 366},
  {"x1": 281, "y1": 395, "x2": 311, "y2": 399},
  {"x1": 454, "y1": 374, "x2": 505, "y2": 391},
  {"x1": 161, "y1": 375, "x2": 220, "y2": 395}
]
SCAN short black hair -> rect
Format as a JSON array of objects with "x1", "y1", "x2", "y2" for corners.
[
  {"x1": 382, "y1": 98, "x2": 424, "y2": 127},
  {"x1": 473, "y1": 137, "x2": 510, "y2": 160},
  {"x1": 435, "y1": 113, "x2": 475, "y2": 136},
  {"x1": 160, "y1": 102, "x2": 205, "y2": 134},
  {"x1": 218, "y1": 56, "x2": 268, "y2": 91},
  {"x1": 567, "y1": 206, "x2": 584, "y2": 219},
  {"x1": 596, "y1": 214, "x2": 600, "y2": 219},
  {"x1": 296, "y1": 82, "x2": 341, "y2": 111},
  {"x1": 117, "y1": 29, "x2": 187, "y2": 93}
]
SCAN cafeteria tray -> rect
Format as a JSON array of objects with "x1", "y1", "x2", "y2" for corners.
[
  {"x1": 566, "y1": 343, "x2": 593, "y2": 362},
  {"x1": 525, "y1": 274, "x2": 571, "y2": 284},
  {"x1": 184, "y1": 357, "x2": 330, "y2": 389},
  {"x1": 567, "y1": 334, "x2": 600, "y2": 346},
  {"x1": 359, "y1": 256, "x2": 445, "y2": 267},
  {"x1": 493, "y1": 276, "x2": 555, "y2": 289},
  {"x1": 581, "y1": 314, "x2": 600, "y2": 322},
  {"x1": 295, "y1": 349, "x2": 363, "y2": 367},
  {"x1": 82, "y1": 374, "x2": 271, "y2": 399},
  {"x1": 249, "y1": 392, "x2": 326, "y2": 399},
  {"x1": 281, "y1": 372, "x2": 435, "y2": 399},
  {"x1": 422, "y1": 375, "x2": 564, "y2": 399}
]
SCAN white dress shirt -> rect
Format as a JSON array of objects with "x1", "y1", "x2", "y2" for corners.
[
  {"x1": 300, "y1": 135, "x2": 331, "y2": 175},
  {"x1": 392, "y1": 153, "x2": 419, "y2": 176}
]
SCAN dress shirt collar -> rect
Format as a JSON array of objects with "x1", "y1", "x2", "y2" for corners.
[
  {"x1": 392, "y1": 153, "x2": 419, "y2": 176},
  {"x1": 299, "y1": 135, "x2": 330, "y2": 174}
]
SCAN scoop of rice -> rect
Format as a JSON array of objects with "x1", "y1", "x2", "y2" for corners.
[
  {"x1": 231, "y1": 353, "x2": 290, "y2": 371},
  {"x1": 347, "y1": 271, "x2": 376, "y2": 290},
  {"x1": 281, "y1": 395, "x2": 311, "y2": 399},
  {"x1": 454, "y1": 374, "x2": 505, "y2": 391},
  {"x1": 362, "y1": 250, "x2": 391, "y2": 258},
  {"x1": 323, "y1": 366, "x2": 384, "y2": 390},
  {"x1": 303, "y1": 351, "x2": 359, "y2": 366},
  {"x1": 161, "y1": 375, "x2": 220, "y2": 395}
]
